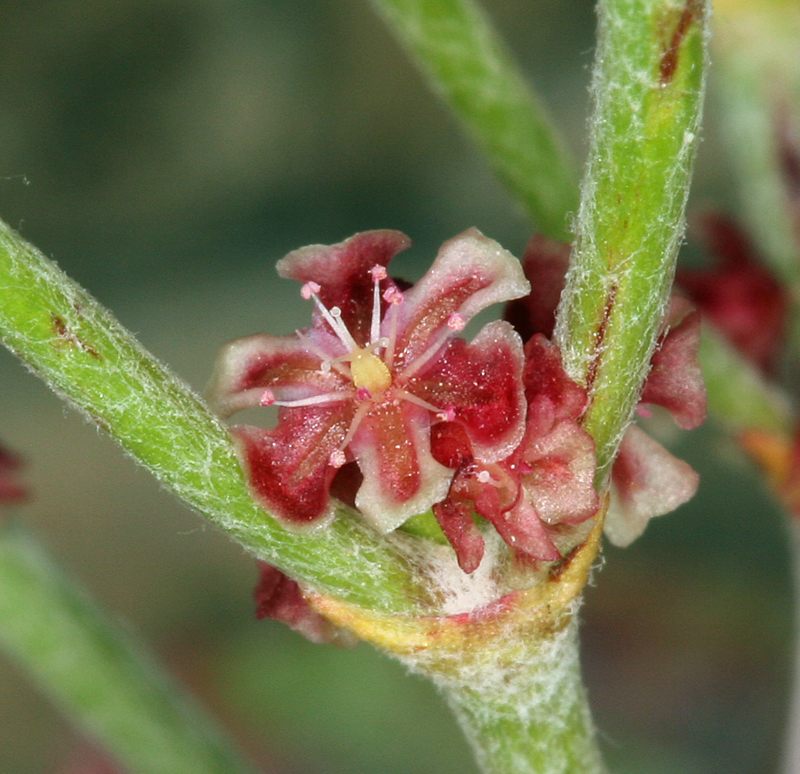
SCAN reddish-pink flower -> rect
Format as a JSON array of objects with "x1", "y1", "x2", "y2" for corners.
[
  {"x1": 254, "y1": 562, "x2": 356, "y2": 645},
  {"x1": 504, "y1": 234, "x2": 707, "y2": 549},
  {"x1": 678, "y1": 213, "x2": 788, "y2": 373},
  {"x1": 432, "y1": 334, "x2": 599, "y2": 573},
  {"x1": 209, "y1": 228, "x2": 530, "y2": 533},
  {"x1": 604, "y1": 297, "x2": 706, "y2": 546}
]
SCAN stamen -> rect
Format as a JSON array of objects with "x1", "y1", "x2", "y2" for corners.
[
  {"x1": 295, "y1": 330, "x2": 350, "y2": 378},
  {"x1": 328, "y1": 307, "x2": 359, "y2": 350},
  {"x1": 260, "y1": 390, "x2": 356, "y2": 409},
  {"x1": 329, "y1": 449, "x2": 347, "y2": 468},
  {"x1": 301, "y1": 281, "x2": 321, "y2": 300},
  {"x1": 382, "y1": 286, "x2": 403, "y2": 368},
  {"x1": 300, "y1": 283, "x2": 359, "y2": 352},
  {"x1": 339, "y1": 401, "x2": 373, "y2": 450},
  {"x1": 476, "y1": 469, "x2": 503, "y2": 487},
  {"x1": 393, "y1": 389, "x2": 446, "y2": 416},
  {"x1": 397, "y1": 323, "x2": 458, "y2": 382},
  {"x1": 435, "y1": 405, "x2": 456, "y2": 423},
  {"x1": 447, "y1": 313, "x2": 466, "y2": 331},
  {"x1": 370, "y1": 266, "x2": 386, "y2": 345}
]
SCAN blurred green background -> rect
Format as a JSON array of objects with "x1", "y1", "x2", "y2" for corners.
[{"x1": 0, "y1": 1, "x2": 792, "y2": 772}]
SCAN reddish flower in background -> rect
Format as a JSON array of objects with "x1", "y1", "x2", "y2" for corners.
[
  {"x1": 678, "y1": 213, "x2": 788, "y2": 373},
  {"x1": 209, "y1": 228, "x2": 530, "y2": 533},
  {"x1": 254, "y1": 563, "x2": 356, "y2": 646},
  {"x1": 0, "y1": 444, "x2": 27, "y2": 505}
]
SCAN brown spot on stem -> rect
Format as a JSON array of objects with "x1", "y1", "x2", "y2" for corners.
[
  {"x1": 584, "y1": 284, "x2": 618, "y2": 396},
  {"x1": 51, "y1": 313, "x2": 102, "y2": 359},
  {"x1": 659, "y1": 0, "x2": 702, "y2": 86}
]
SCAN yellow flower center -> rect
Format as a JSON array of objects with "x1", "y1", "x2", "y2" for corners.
[{"x1": 350, "y1": 348, "x2": 392, "y2": 394}]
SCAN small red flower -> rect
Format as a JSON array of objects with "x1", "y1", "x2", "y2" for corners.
[
  {"x1": 678, "y1": 213, "x2": 788, "y2": 373},
  {"x1": 254, "y1": 563, "x2": 356, "y2": 645},
  {"x1": 432, "y1": 335, "x2": 599, "y2": 573},
  {"x1": 504, "y1": 235, "x2": 707, "y2": 549},
  {"x1": 209, "y1": 229, "x2": 530, "y2": 533}
]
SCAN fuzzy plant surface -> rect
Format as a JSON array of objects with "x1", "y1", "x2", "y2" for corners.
[{"x1": 0, "y1": 0, "x2": 717, "y2": 773}]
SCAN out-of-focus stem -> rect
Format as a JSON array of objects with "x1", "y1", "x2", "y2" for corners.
[
  {"x1": 0, "y1": 521, "x2": 258, "y2": 774},
  {"x1": 369, "y1": 0, "x2": 578, "y2": 241},
  {"x1": 555, "y1": 0, "x2": 710, "y2": 479}
]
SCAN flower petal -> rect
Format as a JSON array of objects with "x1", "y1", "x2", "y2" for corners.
[
  {"x1": 523, "y1": 334, "x2": 588, "y2": 430},
  {"x1": 254, "y1": 562, "x2": 357, "y2": 646},
  {"x1": 487, "y1": 499, "x2": 561, "y2": 561},
  {"x1": 640, "y1": 303, "x2": 706, "y2": 430},
  {"x1": 349, "y1": 402, "x2": 452, "y2": 532},
  {"x1": 432, "y1": 494, "x2": 486, "y2": 574},
  {"x1": 522, "y1": 420, "x2": 598, "y2": 525},
  {"x1": 504, "y1": 234, "x2": 570, "y2": 342},
  {"x1": 277, "y1": 230, "x2": 411, "y2": 345},
  {"x1": 208, "y1": 333, "x2": 341, "y2": 417},
  {"x1": 396, "y1": 228, "x2": 529, "y2": 362},
  {"x1": 415, "y1": 320, "x2": 527, "y2": 462},
  {"x1": 231, "y1": 403, "x2": 353, "y2": 526},
  {"x1": 605, "y1": 425, "x2": 699, "y2": 547},
  {"x1": 679, "y1": 213, "x2": 788, "y2": 372}
]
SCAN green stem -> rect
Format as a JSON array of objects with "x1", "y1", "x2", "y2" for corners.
[
  {"x1": 555, "y1": 0, "x2": 709, "y2": 477},
  {"x1": 0, "y1": 520, "x2": 257, "y2": 774},
  {"x1": 0, "y1": 219, "x2": 424, "y2": 614},
  {"x1": 402, "y1": 616, "x2": 605, "y2": 774},
  {"x1": 369, "y1": 0, "x2": 578, "y2": 241}
]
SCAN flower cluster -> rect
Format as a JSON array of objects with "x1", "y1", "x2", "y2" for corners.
[
  {"x1": 509, "y1": 235, "x2": 707, "y2": 548},
  {"x1": 210, "y1": 229, "x2": 705, "y2": 574}
]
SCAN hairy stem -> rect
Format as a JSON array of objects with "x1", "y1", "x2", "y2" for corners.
[
  {"x1": 0, "y1": 219, "x2": 424, "y2": 614},
  {"x1": 431, "y1": 619, "x2": 604, "y2": 774},
  {"x1": 369, "y1": 0, "x2": 578, "y2": 241},
  {"x1": 0, "y1": 521, "x2": 257, "y2": 774},
  {"x1": 555, "y1": 0, "x2": 709, "y2": 477}
]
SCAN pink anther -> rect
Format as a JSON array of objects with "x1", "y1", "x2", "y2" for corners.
[
  {"x1": 435, "y1": 406, "x2": 456, "y2": 422},
  {"x1": 370, "y1": 265, "x2": 388, "y2": 281},
  {"x1": 301, "y1": 281, "x2": 321, "y2": 300},
  {"x1": 329, "y1": 449, "x2": 347, "y2": 468},
  {"x1": 356, "y1": 387, "x2": 372, "y2": 401},
  {"x1": 447, "y1": 313, "x2": 466, "y2": 332},
  {"x1": 259, "y1": 389, "x2": 276, "y2": 407},
  {"x1": 383, "y1": 286, "x2": 404, "y2": 305}
]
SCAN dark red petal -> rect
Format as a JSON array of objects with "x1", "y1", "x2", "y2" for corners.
[
  {"x1": 486, "y1": 499, "x2": 561, "y2": 561},
  {"x1": 433, "y1": 496, "x2": 485, "y2": 574},
  {"x1": 231, "y1": 403, "x2": 353, "y2": 526},
  {"x1": 605, "y1": 425, "x2": 699, "y2": 547},
  {"x1": 396, "y1": 228, "x2": 529, "y2": 363},
  {"x1": 523, "y1": 334, "x2": 588, "y2": 427},
  {"x1": 503, "y1": 234, "x2": 570, "y2": 341},
  {"x1": 415, "y1": 321, "x2": 526, "y2": 462},
  {"x1": 521, "y1": 420, "x2": 598, "y2": 525},
  {"x1": 0, "y1": 445, "x2": 27, "y2": 505},
  {"x1": 429, "y1": 421, "x2": 474, "y2": 469},
  {"x1": 349, "y1": 402, "x2": 451, "y2": 532},
  {"x1": 254, "y1": 563, "x2": 356, "y2": 646},
  {"x1": 679, "y1": 213, "x2": 788, "y2": 372},
  {"x1": 277, "y1": 230, "x2": 411, "y2": 345},
  {"x1": 208, "y1": 332, "x2": 342, "y2": 418}
]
